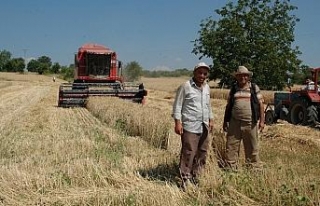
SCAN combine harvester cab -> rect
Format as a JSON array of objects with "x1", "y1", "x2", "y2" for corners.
[{"x1": 58, "y1": 43, "x2": 147, "y2": 107}]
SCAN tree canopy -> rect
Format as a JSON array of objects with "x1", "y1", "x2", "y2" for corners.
[
  {"x1": 0, "y1": 50, "x2": 12, "y2": 71},
  {"x1": 123, "y1": 61, "x2": 143, "y2": 82},
  {"x1": 4, "y1": 58, "x2": 25, "y2": 73},
  {"x1": 192, "y1": 0, "x2": 301, "y2": 89},
  {"x1": 26, "y1": 56, "x2": 58, "y2": 74},
  {"x1": 0, "y1": 50, "x2": 70, "y2": 80}
]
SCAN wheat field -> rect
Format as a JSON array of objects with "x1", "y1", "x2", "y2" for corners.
[{"x1": 0, "y1": 72, "x2": 319, "y2": 206}]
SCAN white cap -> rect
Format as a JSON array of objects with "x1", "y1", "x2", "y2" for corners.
[{"x1": 194, "y1": 62, "x2": 210, "y2": 71}]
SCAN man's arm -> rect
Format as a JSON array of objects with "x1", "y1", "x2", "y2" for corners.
[
  {"x1": 254, "y1": 84, "x2": 265, "y2": 131},
  {"x1": 259, "y1": 99, "x2": 265, "y2": 131},
  {"x1": 172, "y1": 85, "x2": 185, "y2": 135},
  {"x1": 206, "y1": 85, "x2": 214, "y2": 132},
  {"x1": 223, "y1": 95, "x2": 232, "y2": 132}
]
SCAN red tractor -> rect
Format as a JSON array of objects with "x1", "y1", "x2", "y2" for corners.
[
  {"x1": 265, "y1": 67, "x2": 320, "y2": 126},
  {"x1": 58, "y1": 43, "x2": 147, "y2": 107}
]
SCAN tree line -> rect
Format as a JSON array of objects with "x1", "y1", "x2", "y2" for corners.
[
  {"x1": 0, "y1": 50, "x2": 73, "y2": 80},
  {"x1": 0, "y1": 47, "x2": 311, "y2": 87},
  {"x1": 0, "y1": 51, "x2": 192, "y2": 82}
]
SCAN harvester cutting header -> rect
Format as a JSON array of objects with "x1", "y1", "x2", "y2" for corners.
[{"x1": 58, "y1": 43, "x2": 147, "y2": 107}]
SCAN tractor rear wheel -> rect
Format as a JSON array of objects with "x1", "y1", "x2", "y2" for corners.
[
  {"x1": 307, "y1": 105, "x2": 318, "y2": 125},
  {"x1": 288, "y1": 99, "x2": 308, "y2": 125},
  {"x1": 265, "y1": 110, "x2": 276, "y2": 125}
]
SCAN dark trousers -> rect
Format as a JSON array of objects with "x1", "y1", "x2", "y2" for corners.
[{"x1": 179, "y1": 124, "x2": 209, "y2": 180}]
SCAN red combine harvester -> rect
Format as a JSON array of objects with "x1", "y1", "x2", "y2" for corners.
[{"x1": 58, "y1": 43, "x2": 147, "y2": 107}]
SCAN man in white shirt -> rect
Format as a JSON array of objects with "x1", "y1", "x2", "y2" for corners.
[{"x1": 172, "y1": 62, "x2": 214, "y2": 190}]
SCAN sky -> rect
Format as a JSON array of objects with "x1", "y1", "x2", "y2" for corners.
[{"x1": 1, "y1": 0, "x2": 320, "y2": 71}]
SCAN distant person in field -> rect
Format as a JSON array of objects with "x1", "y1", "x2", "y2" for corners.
[
  {"x1": 223, "y1": 66, "x2": 265, "y2": 171},
  {"x1": 172, "y1": 62, "x2": 214, "y2": 190}
]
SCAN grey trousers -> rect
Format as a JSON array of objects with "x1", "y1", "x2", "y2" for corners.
[
  {"x1": 179, "y1": 124, "x2": 209, "y2": 180},
  {"x1": 225, "y1": 118, "x2": 259, "y2": 168}
]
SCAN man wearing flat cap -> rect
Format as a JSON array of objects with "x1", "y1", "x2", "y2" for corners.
[
  {"x1": 172, "y1": 62, "x2": 214, "y2": 190},
  {"x1": 223, "y1": 66, "x2": 265, "y2": 170}
]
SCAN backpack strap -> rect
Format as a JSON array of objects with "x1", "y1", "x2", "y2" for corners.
[
  {"x1": 250, "y1": 82, "x2": 260, "y2": 123},
  {"x1": 223, "y1": 82, "x2": 237, "y2": 123},
  {"x1": 251, "y1": 82, "x2": 256, "y2": 92}
]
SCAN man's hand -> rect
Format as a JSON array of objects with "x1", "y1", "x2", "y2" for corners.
[
  {"x1": 259, "y1": 100, "x2": 265, "y2": 132},
  {"x1": 174, "y1": 120, "x2": 183, "y2": 135},
  {"x1": 223, "y1": 121, "x2": 229, "y2": 132},
  {"x1": 209, "y1": 119, "x2": 214, "y2": 132},
  {"x1": 259, "y1": 121, "x2": 265, "y2": 132}
]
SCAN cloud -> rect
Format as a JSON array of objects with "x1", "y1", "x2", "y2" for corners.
[
  {"x1": 175, "y1": 57, "x2": 182, "y2": 62},
  {"x1": 150, "y1": 65, "x2": 172, "y2": 71}
]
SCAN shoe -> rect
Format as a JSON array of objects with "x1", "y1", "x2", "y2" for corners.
[
  {"x1": 191, "y1": 176, "x2": 199, "y2": 186},
  {"x1": 245, "y1": 161, "x2": 265, "y2": 171},
  {"x1": 181, "y1": 178, "x2": 193, "y2": 191}
]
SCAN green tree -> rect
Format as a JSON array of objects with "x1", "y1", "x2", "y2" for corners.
[
  {"x1": 59, "y1": 65, "x2": 74, "y2": 81},
  {"x1": 51, "y1": 62, "x2": 61, "y2": 74},
  {"x1": 38, "y1": 56, "x2": 52, "y2": 67},
  {"x1": 37, "y1": 56, "x2": 52, "y2": 74},
  {"x1": 27, "y1": 59, "x2": 40, "y2": 72},
  {"x1": 124, "y1": 61, "x2": 143, "y2": 82},
  {"x1": 0, "y1": 50, "x2": 12, "y2": 71},
  {"x1": 292, "y1": 64, "x2": 312, "y2": 85},
  {"x1": 3, "y1": 58, "x2": 25, "y2": 73},
  {"x1": 192, "y1": 0, "x2": 301, "y2": 89}
]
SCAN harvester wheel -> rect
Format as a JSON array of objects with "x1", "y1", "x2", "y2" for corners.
[
  {"x1": 288, "y1": 99, "x2": 308, "y2": 125},
  {"x1": 265, "y1": 110, "x2": 276, "y2": 125}
]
